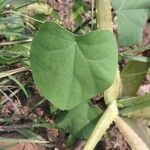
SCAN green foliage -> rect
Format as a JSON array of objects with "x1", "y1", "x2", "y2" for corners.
[
  {"x1": 121, "y1": 61, "x2": 150, "y2": 96},
  {"x1": 57, "y1": 103, "x2": 102, "y2": 138},
  {"x1": 122, "y1": 55, "x2": 150, "y2": 63},
  {"x1": 9, "y1": 75, "x2": 28, "y2": 98},
  {"x1": 118, "y1": 94, "x2": 150, "y2": 108},
  {"x1": 1, "y1": 0, "x2": 150, "y2": 149},
  {"x1": 18, "y1": 129, "x2": 45, "y2": 141},
  {"x1": 0, "y1": 14, "x2": 27, "y2": 40},
  {"x1": 119, "y1": 94, "x2": 150, "y2": 119},
  {"x1": 71, "y1": 0, "x2": 88, "y2": 27},
  {"x1": 0, "y1": 0, "x2": 12, "y2": 9},
  {"x1": 112, "y1": 0, "x2": 150, "y2": 46},
  {"x1": 0, "y1": 44, "x2": 30, "y2": 64},
  {"x1": 0, "y1": 0, "x2": 35, "y2": 9},
  {"x1": 30, "y1": 22, "x2": 118, "y2": 110}
]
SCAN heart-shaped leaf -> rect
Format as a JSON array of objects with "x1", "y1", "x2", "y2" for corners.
[
  {"x1": 121, "y1": 61, "x2": 150, "y2": 96},
  {"x1": 112, "y1": 0, "x2": 150, "y2": 46},
  {"x1": 30, "y1": 22, "x2": 118, "y2": 110}
]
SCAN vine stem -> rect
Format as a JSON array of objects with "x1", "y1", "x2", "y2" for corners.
[
  {"x1": 83, "y1": 100, "x2": 118, "y2": 150},
  {"x1": 83, "y1": 0, "x2": 121, "y2": 149},
  {"x1": 115, "y1": 117, "x2": 149, "y2": 150},
  {"x1": 96, "y1": 0, "x2": 113, "y2": 31}
]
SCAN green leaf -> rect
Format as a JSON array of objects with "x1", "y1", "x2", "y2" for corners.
[
  {"x1": 119, "y1": 94, "x2": 150, "y2": 119},
  {"x1": 9, "y1": 75, "x2": 28, "y2": 98},
  {"x1": 17, "y1": 129, "x2": 45, "y2": 141},
  {"x1": 123, "y1": 105, "x2": 150, "y2": 118},
  {"x1": 65, "y1": 135, "x2": 77, "y2": 148},
  {"x1": 121, "y1": 61, "x2": 150, "y2": 96},
  {"x1": 0, "y1": 13, "x2": 28, "y2": 40},
  {"x1": 57, "y1": 103, "x2": 103, "y2": 139},
  {"x1": 122, "y1": 54, "x2": 150, "y2": 63},
  {"x1": 0, "y1": 0, "x2": 12, "y2": 9},
  {"x1": 118, "y1": 93, "x2": 150, "y2": 108},
  {"x1": 0, "y1": 46, "x2": 29, "y2": 64},
  {"x1": 112, "y1": 0, "x2": 150, "y2": 46},
  {"x1": 71, "y1": 0, "x2": 86, "y2": 22},
  {"x1": 115, "y1": 117, "x2": 150, "y2": 149},
  {"x1": 30, "y1": 22, "x2": 118, "y2": 110},
  {"x1": 8, "y1": 0, "x2": 35, "y2": 9}
]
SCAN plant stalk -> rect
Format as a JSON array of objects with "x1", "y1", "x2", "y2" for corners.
[
  {"x1": 83, "y1": 0, "x2": 120, "y2": 149},
  {"x1": 83, "y1": 100, "x2": 118, "y2": 150},
  {"x1": 96, "y1": 0, "x2": 113, "y2": 31},
  {"x1": 115, "y1": 117, "x2": 149, "y2": 150}
]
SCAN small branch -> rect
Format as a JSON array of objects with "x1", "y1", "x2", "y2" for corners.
[{"x1": 83, "y1": 0, "x2": 121, "y2": 149}]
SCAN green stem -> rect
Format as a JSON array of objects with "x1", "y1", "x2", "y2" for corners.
[
  {"x1": 96, "y1": 0, "x2": 122, "y2": 106},
  {"x1": 104, "y1": 69, "x2": 122, "y2": 105},
  {"x1": 83, "y1": 0, "x2": 120, "y2": 149},
  {"x1": 96, "y1": 0, "x2": 113, "y2": 31},
  {"x1": 83, "y1": 100, "x2": 118, "y2": 150},
  {"x1": 115, "y1": 117, "x2": 149, "y2": 150}
]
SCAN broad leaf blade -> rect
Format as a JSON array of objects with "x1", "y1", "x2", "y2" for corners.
[
  {"x1": 118, "y1": 94, "x2": 150, "y2": 108},
  {"x1": 121, "y1": 61, "x2": 150, "y2": 96},
  {"x1": 57, "y1": 103, "x2": 102, "y2": 139},
  {"x1": 118, "y1": 94, "x2": 150, "y2": 119},
  {"x1": 31, "y1": 22, "x2": 118, "y2": 110},
  {"x1": 112, "y1": 0, "x2": 150, "y2": 46}
]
